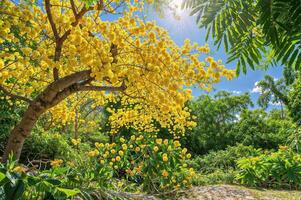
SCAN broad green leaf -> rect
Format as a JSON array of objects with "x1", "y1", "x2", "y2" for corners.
[
  {"x1": 57, "y1": 187, "x2": 80, "y2": 198},
  {"x1": 0, "y1": 172, "x2": 5, "y2": 182}
]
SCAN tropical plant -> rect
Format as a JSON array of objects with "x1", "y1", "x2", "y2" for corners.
[
  {"x1": 236, "y1": 146, "x2": 301, "y2": 189},
  {"x1": 256, "y1": 75, "x2": 288, "y2": 110},
  {"x1": 89, "y1": 132, "x2": 194, "y2": 192},
  {"x1": 184, "y1": 0, "x2": 301, "y2": 73},
  {"x1": 182, "y1": 91, "x2": 252, "y2": 154}
]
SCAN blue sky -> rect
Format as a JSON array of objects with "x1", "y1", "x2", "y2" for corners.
[{"x1": 145, "y1": 5, "x2": 284, "y2": 109}]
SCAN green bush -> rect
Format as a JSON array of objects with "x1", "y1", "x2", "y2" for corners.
[
  {"x1": 236, "y1": 147, "x2": 301, "y2": 189},
  {"x1": 191, "y1": 170, "x2": 237, "y2": 186},
  {"x1": 89, "y1": 133, "x2": 195, "y2": 193},
  {"x1": 188, "y1": 144, "x2": 261, "y2": 173},
  {"x1": 288, "y1": 77, "x2": 301, "y2": 125}
]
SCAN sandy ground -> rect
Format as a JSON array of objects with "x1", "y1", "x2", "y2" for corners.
[{"x1": 177, "y1": 185, "x2": 301, "y2": 200}]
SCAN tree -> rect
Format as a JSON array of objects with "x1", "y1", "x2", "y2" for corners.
[
  {"x1": 182, "y1": 91, "x2": 252, "y2": 154},
  {"x1": 184, "y1": 0, "x2": 301, "y2": 74},
  {"x1": 0, "y1": 0, "x2": 234, "y2": 162},
  {"x1": 288, "y1": 77, "x2": 301, "y2": 125},
  {"x1": 256, "y1": 75, "x2": 288, "y2": 115}
]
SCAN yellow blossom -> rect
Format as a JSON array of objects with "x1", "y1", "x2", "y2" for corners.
[
  {"x1": 50, "y1": 159, "x2": 63, "y2": 168},
  {"x1": 162, "y1": 170, "x2": 169, "y2": 177},
  {"x1": 13, "y1": 166, "x2": 26, "y2": 173}
]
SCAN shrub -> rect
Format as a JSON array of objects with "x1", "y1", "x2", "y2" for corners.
[
  {"x1": 188, "y1": 144, "x2": 261, "y2": 173},
  {"x1": 0, "y1": 156, "x2": 81, "y2": 200},
  {"x1": 191, "y1": 169, "x2": 237, "y2": 186},
  {"x1": 236, "y1": 146, "x2": 301, "y2": 189},
  {"x1": 89, "y1": 133, "x2": 195, "y2": 193}
]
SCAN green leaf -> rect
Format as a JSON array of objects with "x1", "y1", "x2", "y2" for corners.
[
  {"x1": 0, "y1": 172, "x2": 5, "y2": 182},
  {"x1": 57, "y1": 187, "x2": 80, "y2": 198},
  {"x1": 287, "y1": 49, "x2": 299, "y2": 68}
]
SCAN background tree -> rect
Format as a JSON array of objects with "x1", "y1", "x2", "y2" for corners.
[
  {"x1": 182, "y1": 91, "x2": 253, "y2": 154},
  {"x1": 256, "y1": 75, "x2": 288, "y2": 117},
  {"x1": 0, "y1": 0, "x2": 234, "y2": 162},
  {"x1": 184, "y1": 0, "x2": 301, "y2": 74}
]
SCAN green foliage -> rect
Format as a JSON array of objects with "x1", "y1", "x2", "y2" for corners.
[
  {"x1": 256, "y1": 75, "x2": 288, "y2": 109},
  {"x1": 0, "y1": 94, "x2": 23, "y2": 155},
  {"x1": 184, "y1": 0, "x2": 301, "y2": 73},
  {"x1": 182, "y1": 91, "x2": 291, "y2": 155},
  {"x1": 228, "y1": 109, "x2": 292, "y2": 149},
  {"x1": 188, "y1": 144, "x2": 261, "y2": 173},
  {"x1": 288, "y1": 77, "x2": 301, "y2": 125},
  {"x1": 0, "y1": 156, "x2": 81, "y2": 200},
  {"x1": 182, "y1": 91, "x2": 253, "y2": 154},
  {"x1": 236, "y1": 147, "x2": 301, "y2": 189},
  {"x1": 191, "y1": 170, "x2": 237, "y2": 186},
  {"x1": 90, "y1": 132, "x2": 194, "y2": 193}
]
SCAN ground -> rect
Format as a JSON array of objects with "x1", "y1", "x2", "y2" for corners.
[{"x1": 178, "y1": 185, "x2": 301, "y2": 200}]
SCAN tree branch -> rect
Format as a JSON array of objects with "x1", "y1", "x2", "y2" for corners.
[
  {"x1": 70, "y1": 0, "x2": 77, "y2": 16},
  {"x1": 45, "y1": 0, "x2": 59, "y2": 41},
  {"x1": 39, "y1": 70, "x2": 92, "y2": 104},
  {"x1": 49, "y1": 81, "x2": 126, "y2": 108},
  {"x1": 0, "y1": 85, "x2": 32, "y2": 103}
]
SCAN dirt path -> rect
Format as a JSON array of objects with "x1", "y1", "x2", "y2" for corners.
[{"x1": 178, "y1": 185, "x2": 301, "y2": 200}]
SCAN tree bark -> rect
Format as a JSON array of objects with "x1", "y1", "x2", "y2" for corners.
[{"x1": 2, "y1": 101, "x2": 46, "y2": 162}]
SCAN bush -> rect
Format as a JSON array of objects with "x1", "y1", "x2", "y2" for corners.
[
  {"x1": 188, "y1": 144, "x2": 261, "y2": 173},
  {"x1": 89, "y1": 132, "x2": 194, "y2": 193},
  {"x1": 236, "y1": 146, "x2": 301, "y2": 189},
  {"x1": 191, "y1": 170, "x2": 237, "y2": 186}
]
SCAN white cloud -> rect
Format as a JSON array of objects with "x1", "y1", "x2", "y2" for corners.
[
  {"x1": 232, "y1": 90, "x2": 241, "y2": 94},
  {"x1": 251, "y1": 81, "x2": 262, "y2": 94},
  {"x1": 269, "y1": 101, "x2": 282, "y2": 106}
]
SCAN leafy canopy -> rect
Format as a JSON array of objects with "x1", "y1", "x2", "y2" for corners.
[
  {"x1": 184, "y1": 0, "x2": 301, "y2": 74},
  {"x1": 0, "y1": 0, "x2": 234, "y2": 135}
]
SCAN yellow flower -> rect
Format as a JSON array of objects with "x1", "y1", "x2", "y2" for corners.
[
  {"x1": 135, "y1": 147, "x2": 140, "y2": 152},
  {"x1": 95, "y1": 142, "x2": 104, "y2": 148},
  {"x1": 67, "y1": 161, "x2": 75, "y2": 167},
  {"x1": 182, "y1": 148, "x2": 187, "y2": 154},
  {"x1": 163, "y1": 139, "x2": 168, "y2": 145},
  {"x1": 130, "y1": 135, "x2": 136, "y2": 141},
  {"x1": 163, "y1": 155, "x2": 168, "y2": 162},
  {"x1": 174, "y1": 140, "x2": 181, "y2": 147},
  {"x1": 111, "y1": 149, "x2": 116, "y2": 154},
  {"x1": 118, "y1": 150, "x2": 124, "y2": 156},
  {"x1": 279, "y1": 145, "x2": 288, "y2": 150},
  {"x1": 116, "y1": 156, "x2": 121, "y2": 161},
  {"x1": 186, "y1": 153, "x2": 191, "y2": 159},
  {"x1": 71, "y1": 138, "x2": 81, "y2": 146},
  {"x1": 120, "y1": 137, "x2": 125, "y2": 143},
  {"x1": 100, "y1": 159, "x2": 105, "y2": 164},
  {"x1": 13, "y1": 166, "x2": 26, "y2": 173},
  {"x1": 122, "y1": 144, "x2": 128, "y2": 150},
  {"x1": 156, "y1": 138, "x2": 162, "y2": 145},
  {"x1": 162, "y1": 170, "x2": 169, "y2": 177},
  {"x1": 88, "y1": 150, "x2": 99, "y2": 157},
  {"x1": 153, "y1": 146, "x2": 159, "y2": 152},
  {"x1": 50, "y1": 159, "x2": 63, "y2": 168}
]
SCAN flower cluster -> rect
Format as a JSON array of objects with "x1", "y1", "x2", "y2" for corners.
[
  {"x1": 89, "y1": 133, "x2": 195, "y2": 191},
  {"x1": 0, "y1": 0, "x2": 234, "y2": 137}
]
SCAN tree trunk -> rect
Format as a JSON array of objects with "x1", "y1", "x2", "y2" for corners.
[{"x1": 2, "y1": 101, "x2": 45, "y2": 163}]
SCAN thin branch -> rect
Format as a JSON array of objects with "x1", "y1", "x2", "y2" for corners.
[
  {"x1": 45, "y1": 0, "x2": 59, "y2": 41},
  {"x1": 70, "y1": 0, "x2": 78, "y2": 16},
  {"x1": 0, "y1": 85, "x2": 32, "y2": 103}
]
